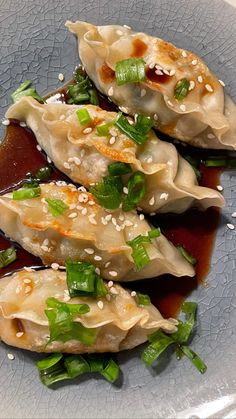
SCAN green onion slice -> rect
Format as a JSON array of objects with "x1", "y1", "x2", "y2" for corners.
[
  {"x1": 115, "y1": 113, "x2": 150, "y2": 145},
  {"x1": 11, "y1": 80, "x2": 44, "y2": 103},
  {"x1": 171, "y1": 302, "x2": 197, "y2": 344},
  {"x1": 174, "y1": 78, "x2": 190, "y2": 101},
  {"x1": 108, "y1": 162, "x2": 132, "y2": 176},
  {"x1": 178, "y1": 345, "x2": 207, "y2": 374},
  {"x1": 13, "y1": 187, "x2": 41, "y2": 200},
  {"x1": 96, "y1": 121, "x2": 114, "y2": 136},
  {"x1": 45, "y1": 198, "x2": 69, "y2": 217},
  {"x1": 89, "y1": 179, "x2": 122, "y2": 210},
  {"x1": 67, "y1": 67, "x2": 99, "y2": 106},
  {"x1": 0, "y1": 247, "x2": 17, "y2": 268},
  {"x1": 136, "y1": 292, "x2": 151, "y2": 306},
  {"x1": 76, "y1": 108, "x2": 92, "y2": 125},
  {"x1": 135, "y1": 114, "x2": 154, "y2": 135},
  {"x1": 203, "y1": 156, "x2": 236, "y2": 168},
  {"x1": 115, "y1": 58, "x2": 146, "y2": 85},
  {"x1": 122, "y1": 171, "x2": 146, "y2": 212},
  {"x1": 127, "y1": 228, "x2": 160, "y2": 271},
  {"x1": 142, "y1": 331, "x2": 174, "y2": 366},
  {"x1": 100, "y1": 358, "x2": 120, "y2": 383},
  {"x1": 177, "y1": 245, "x2": 196, "y2": 265},
  {"x1": 64, "y1": 355, "x2": 90, "y2": 378},
  {"x1": 66, "y1": 260, "x2": 107, "y2": 298}
]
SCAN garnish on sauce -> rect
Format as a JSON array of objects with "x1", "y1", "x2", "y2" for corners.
[
  {"x1": 11, "y1": 80, "x2": 44, "y2": 103},
  {"x1": 127, "y1": 228, "x2": 161, "y2": 271},
  {"x1": 0, "y1": 247, "x2": 17, "y2": 269}
]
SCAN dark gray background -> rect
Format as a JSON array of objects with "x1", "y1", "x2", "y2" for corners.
[{"x1": 0, "y1": 0, "x2": 236, "y2": 417}]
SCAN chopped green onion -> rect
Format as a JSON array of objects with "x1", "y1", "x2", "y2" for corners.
[
  {"x1": 64, "y1": 355, "x2": 90, "y2": 378},
  {"x1": 100, "y1": 358, "x2": 120, "y2": 383},
  {"x1": 178, "y1": 345, "x2": 207, "y2": 374},
  {"x1": 89, "y1": 88, "x2": 99, "y2": 105},
  {"x1": 127, "y1": 228, "x2": 159, "y2": 271},
  {"x1": 171, "y1": 302, "x2": 197, "y2": 344},
  {"x1": 0, "y1": 247, "x2": 17, "y2": 269},
  {"x1": 177, "y1": 245, "x2": 196, "y2": 265},
  {"x1": 37, "y1": 353, "x2": 63, "y2": 371},
  {"x1": 45, "y1": 297, "x2": 95, "y2": 346},
  {"x1": 136, "y1": 292, "x2": 151, "y2": 306},
  {"x1": 13, "y1": 187, "x2": 41, "y2": 200},
  {"x1": 76, "y1": 108, "x2": 92, "y2": 125},
  {"x1": 66, "y1": 260, "x2": 107, "y2": 298},
  {"x1": 88, "y1": 354, "x2": 120, "y2": 383},
  {"x1": 104, "y1": 176, "x2": 123, "y2": 194},
  {"x1": 135, "y1": 115, "x2": 154, "y2": 135},
  {"x1": 89, "y1": 179, "x2": 122, "y2": 210},
  {"x1": 148, "y1": 228, "x2": 161, "y2": 239},
  {"x1": 37, "y1": 354, "x2": 70, "y2": 387},
  {"x1": 35, "y1": 166, "x2": 52, "y2": 181},
  {"x1": 67, "y1": 67, "x2": 99, "y2": 105},
  {"x1": 108, "y1": 162, "x2": 132, "y2": 176},
  {"x1": 115, "y1": 58, "x2": 146, "y2": 85},
  {"x1": 115, "y1": 113, "x2": 150, "y2": 145},
  {"x1": 11, "y1": 80, "x2": 44, "y2": 103},
  {"x1": 174, "y1": 78, "x2": 190, "y2": 101},
  {"x1": 203, "y1": 156, "x2": 236, "y2": 168},
  {"x1": 142, "y1": 331, "x2": 174, "y2": 366},
  {"x1": 96, "y1": 121, "x2": 114, "y2": 136},
  {"x1": 45, "y1": 198, "x2": 69, "y2": 217},
  {"x1": 122, "y1": 171, "x2": 146, "y2": 212}
]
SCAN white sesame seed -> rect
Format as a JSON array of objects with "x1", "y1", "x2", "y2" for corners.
[
  {"x1": 83, "y1": 127, "x2": 93, "y2": 134},
  {"x1": 63, "y1": 293, "x2": 70, "y2": 302},
  {"x1": 47, "y1": 156, "x2": 52, "y2": 164},
  {"x1": 106, "y1": 293, "x2": 111, "y2": 301},
  {"x1": 16, "y1": 332, "x2": 24, "y2": 338},
  {"x1": 154, "y1": 113, "x2": 158, "y2": 121},
  {"x1": 123, "y1": 187, "x2": 128, "y2": 195},
  {"x1": 207, "y1": 133, "x2": 215, "y2": 139},
  {"x1": 105, "y1": 214, "x2": 112, "y2": 222},
  {"x1": 169, "y1": 69, "x2": 176, "y2": 76},
  {"x1": 84, "y1": 248, "x2": 94, "y2": 255},
  {"x1": 7, "y1": 353, "x2": 15, "y2": 360},
  {"x1": 131, "y1": 291, "x2": 137, "y2": 297},
  {"x1": 119, "y1": 214, "x2": 125, "y2": 221},
  {"x1": 219, "y1": 79, "x2": 225, "y2": 87},
  {"x1": 23, "y1": 278, "x2": 31, "y2": 284},
  {"x1": 110, "y1": 286, "x2": 119, "y2": 295},
  {"x1": 182, "y1": 50, "x2": 187, "y2": 58},
  {"x1": 205, "y1": 84, "x2": 214, "y2": 93},
  {"x1": 216, "y1": 185, "x2": 223, "y2": 191},
  {"x1": 191, "y1": 59, "x2": 198, "y2": 65},
  {"x1": 41, "y1": 245, "x2": 49, "y2": 252},
  {"x1": 160, "y1": 192, "x2": 169, "y2": 200},
  {"x1": 36, "y1": 144, "x2": 42, "y2": 151},
  {"x1": 139, "y1": 214, "x2": 145, "y2": 220},
  {"x1": 24, "y1": 267, "x2": 34, "y2": 272},
  {"x1": 59, "y1": 265, "x2": 66, "y2": 270},
  {"x1": 227, "y1": 223, "x2": 235, "y2": 230},
  {"x1": 108, "y1": 281, "x2": 113, "y2": 288},
  {"x1": 149, "y1": 196, "x2": 155, "y2": 206},
  {"x1": 74, "y1": 157, "x2": 81, "y2": 165},
  {"x1": 124, "y1": 219, "x2": 133, "y2": 227},
  {"x1": 112, "y1": 217, "x2": 117, "y2": 226},
  {"x1": 15, "y1": 286, "x2": 21, "y2": 294},
  {"x1": 150, "y1": 212, "x2": 156, "y2": 216},
  {"x1": 147, "y1": 157, "x2": 153, "y2": 163},
  {"x1": 141, "y1": 89, "x2": 146, "y2": 97},
  {"x1": 109, "y1": 136, "x2": 116, "y2": 145},
  {"x1": 63, "y1": 162, "x2": 70, "y2": 169},
  {"x1": 20, "y1": 121, "x2": 27, "y2": 128},
  {"x1": 101, "y1": 217, "x2": 107, "y2": 225},
  {"x1": 51, "y1": 262, "x2": 59, "y2": 270},
  {"x1": 95, "y1": 267, "x2": 100, "y2": 275},
  {"x1": 116, "y1": 225, "x2": 121, "y2": 232},
  {"x1": 167, "y1": 100, "x2": 173, "y2": 107},
  {"x1": 123, "y1": 24, "x2": 131, "y2": 29},
  {"x1": 43, "y1": 238, "x2": 49, "y2": 246},
  {"x1": 180, "y1": 104, "x2": 186, "y2": 112},
  {"x1": 97, "y1": 300, "x2": 104, "y2": 309},
  {"x1": 25, "y1": 285, "x2": 32, "y2": 294},
  {"x1": 94, "y1": 255, "x2": 102, "y2": 261},
  {"x1": 119, "y1": 106, "x2": 128, "y2": 113},
  {"x1": 155, "y1": 69, "x2": 163, "y2": 75},
  {"x1": 108, "y1": 87, "x2": 114, "y2": 96},
  {"x1": 2, "y1": 119, "x2": 10, "y2": 126},
  {"x1": 149, "y1": 62, "x2": 155, "y2": 69},
  {"x1": 197, "y1": 75, "x2": 203, "y2": 83},
  {"x1": 58, "y1": 73, "x2": 64, "y2": 82},
  {"x1": 163, "y1": 68, "x2": 170, "y2": 76},
  {"x1": 88, "y1": 200, "x2": 95, "y2": 206},
  {"x1": 105, "y1": 262, "x2": 111, "y2": 268},
  {"x1": 109, "y1": 271, "x2": 118, "y2": 277},
  {"x1": 69, "y1": 203, "x2": 76, "y2": 210},
  {"x1": 232, "y1": 212, "x2": 236, "y2": 218},
  {"x1": 68, "y1": 212, "x2": 77, "y2": 219},
  {"x1": 89, "y1": 214, "x2": 97, "y2": 225},
  {"x1": 189, "y1": 80, "x2": 195, "y2": 91},
  {"x1": 81, "y1": 207, "x2": 87, "y2": 215},
  {"x1": 116, "y1": 29, "x2": 123, "y2": 36}
]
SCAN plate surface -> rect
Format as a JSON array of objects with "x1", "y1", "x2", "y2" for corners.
[{"x1": 0, "y1": 0, "x2": 236, "y2": 417}]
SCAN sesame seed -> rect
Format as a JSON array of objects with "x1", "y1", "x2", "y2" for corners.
[
  {"x1": 108, "y1": 281, "x2": 113, "y2": 288},
  {"x1": 23, "y1": 278, "x2": 31, "y2": 284},
  {"x1": 41, "y1": 245, "x2": 49, "y2": 252},
  {"x1": 197, "y1": 75, "x2": 203, "y2": 83},
  {"x1": 83, "y1": 127, "x2": 93, "y2": 134},
  {"x1": 105, "y1": 262, "x2": 111, "y2": 268},
  {"x1": 36, "y1": 144, "x2": 42, "y2": 151},
  {"x1": 16, "y1": 332, "x2": 24, "y2": 338},
  {"x1": 180, "y1": 104, "x2": 186, "y2": 112},
  {"x1": 155, "y1": 69, "x2": 163, "y2": 75},
  {"x1": 232, "y1": 212, "x2": 236, "y2": 218},
  {"x1": 154, "y1": 114, "x2": 158, "y2": 121},
  {"x1": 182, "y1": 50, "x2": 187, "y2": 58},
  {"x1": 149, "y1": 196, "x2": 155, "y2": 206},
  {"x1": 141, "y1": 89, "x2": 146, "y2": 97},
  {"x1": 112, "y1": 217, "x2": 117, "y2": 226},
  {"x1": 2, "y1": 119, "x2": 10, "y2": 126},
  {"x1": 79, "y1": 193, "x2": 88, "y2": 203},
  {"x1": 116, "y1": 225, "x2": 121, "y2": 232},
  {"x1": 15, "y1": 286, "x2": 21, "y2": 294},
  {"x1": 20, "y1": 121, "x2": 27, "y2": 128},
  {"x1": 131, "y1": 291, "x2": 136, "y2": 297},
  {"x1": 25, "y1": 286, "x2": 32, "y2": 294},
  {"x1": 108, "y1": 87, "x2": 114, "y2": 96},
  {"x1": 109, "y1": 136, "x2": 116, "y2": 145},
  {"x1": 119, "y1": 106, "x2": 128, "y2": 113},
  {"x1": 149, "y1": 62, "x2": 155, "y2": 69},
  {"x1": 205, "y1": 84, "x2": 214, "y2": 93},
  {"x1": 89, "y1": 214, "x2": 97, "y2": 225},
  {"x1": 84, "y1": 248, "x2": 94, "y2": 255},
  {"x1": 163, "y1": 69, "x2": 170, "y2": 76},
  {"x1": 160, "y1": 192, "x2": 169, "y2": 200},
  {"x1": 106, "y1": 293, "x2": 111, "y2": 301},
  {"x1": 68, "y1": 212, "x2": 77, "y2": 219},
  {"x1": 101, "y1": 217, "x2": 107, "y2": 225},
  {"x1": 63, "y1": 162, "x2": 70, "y2": 169},
  {"x1": 219, "y1": 79, "x2": 225, "y2": 87},
  {"x1": 227, "y1": 223, "x2": 235, "y2": 230},
  {"x1": 124, "y1": 219, "x2": 133, "y2": 227},
  {"x1": 189, "y1": 80, "x2": 195, "y2": 90},
  {"x1": 74, "y1": 157, "x2": 81, "y2": 165},
  {"x1": 207, "y1": 133, "x2": 215, "y2": 139},
  {"x1": 58, "y1": 73, "x2": 64, "y2": 82},
  {"x1": 43, "y1": 238, "x2": 49, "y2": 246},
  {"x1": 119, "y1": 214, "x2": 125, "y2": 221},
  {"x1": 150, "y1": 212, "x2": 156, "y2": 216},
  {"x1": 216, "y1": 185, "x2": 223, "y2": 191},
  {"x1": 191, "y1": 59, "x2": 198, "y2": 65},
  {"x1": 69, "y1": 203, "x2": 76, "y2": 210},
  {"x1": 81, "y1": 207, "x2": 87, "y2": 215},
  {"x1": 95, "y1": 267, "x2": 100, "y2": 275},
  {"x1": 47, "y1": 156, "x2": 52, "y2": 164},
  {"x1": 123, "y1": 24, "x2": 131, "y2": 29},
  {"x1": 88, "y1": 200, "x2": 95, "y2": 206},
  {"x1": 94, "y1": 255, "x2": 102, "y2": 261},
  {"x1": 109, "y1": 271, "x2": 118, "y2": 277},
  {"x1": 169, "y1": 69, "x2": 176, "y2": 76},
  {"x1": 147, "y1": 157, "x2": 153, "y2": 163},
  {"x1": 51, "y1": 263, "x2": 59, "y2": 270},
  {"x1": 7, "y1": 353, "x2": 15, "y2": 360},
  {"x1": 167, "y1": 100, "x2": 173, "y2": 107},
  {"x1": 116, "y1": 29, "x2": 123, "y2": 36},
  {"x1": 59, "y1": 265, "x2": 66, "y2": 270},
  {"x1": 138, "y1": 214, "x2": 144, "y2": 221},
  {"x1": 123, "y1": 187, "x2": 128, "y2": 195},
  {"x1": 97, "y1": 300, "x2": 104, "y2": 310},
  {"x1": 110, "y1": 286, "x2": 119, "y2": 294},
  {"x1": 105, "y1": 214, "x2": 112, "y2": 222}
]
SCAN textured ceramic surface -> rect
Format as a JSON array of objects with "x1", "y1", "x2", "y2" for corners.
[{"x1": 0, "y1": 0, "x2": 236, "y2": 418}]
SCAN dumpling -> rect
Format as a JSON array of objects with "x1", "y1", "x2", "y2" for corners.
[
  {"x1": 0, "y1": 183, "x2": 194, "y2": 280},
  {"x1": 0, "y1": 268, "x2": 177, "y2": 353},
  {"x1": 66, "y1": 20, "x2": 236, "y2": 150},
  {"x1": 6, "y1": 97, "x2": 224, "y2": 213}
]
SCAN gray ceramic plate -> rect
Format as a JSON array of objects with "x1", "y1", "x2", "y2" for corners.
[{"x1": 0, "y1": 0, "x2": 236, "y2": 418}]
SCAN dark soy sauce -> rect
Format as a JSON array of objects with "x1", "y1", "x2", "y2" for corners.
[{"x1": 0, "y1": 84, "x2": 222, "y2": 318}]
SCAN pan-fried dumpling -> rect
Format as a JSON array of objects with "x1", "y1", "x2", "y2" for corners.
[
  {"x1": 0, "y1": 183, "x2": 194, "y2": 280},
  {"x1": 0, "y1": 268, "x2": 177, "y2": 353},
  {"x1": 66, "y1": 21, "x2": 236, "y2": 150},
  {"x1": 6, "y1": 97, "x2": 224, "y2": 213}
]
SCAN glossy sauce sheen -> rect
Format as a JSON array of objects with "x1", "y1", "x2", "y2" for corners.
[{"x1": 0, "y1": 97, "x2": 221, "y2": 318}]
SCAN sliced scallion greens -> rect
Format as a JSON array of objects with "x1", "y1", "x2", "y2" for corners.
[
  {"x1": 177, "y1": 245, "x2": 196, "y2": 265},
  {"x1": 11, "y1": 80, "x2": 44, "y2": 103},
  {"x1": 76, "y1": 108, "x2": 92, "y2": 125},
  {"x1": 115, "y1": 58, "x2": 146, "y2": 85},
  {"x1": 127, "y1": 228, "x2": 160, "y2": 271},
  {"x1": 67, "y1": 67, "x2": 99, "y2": 105},
  {"x1": 66, "y1": 260, "x2": 107, "y2": 298},
  {"x1": 108, "y1": 162, "x2": 132, "y2": 176},
  {"x1": 122, "y1": 171, "x2": 146, "y2": 212},
  {"x1": 0, "y1": 247, "x2": 17, "y2": 269},
  {"x1": 89, "y1": 178, "x2": 122, "y2": 210},
  {"x1": 13, "y1": 187, "x2": 41, "y2": 200},
  {"x1": 203, "y1": 156, "x2": 236, "y2": 168},
  {"x1": 115, "y1": 113, "x2": 153, "y2": 145},
  {"x1": 174, "y1": 78, "x2": 190, "y2": 101},
  {"x1": 136, "y1": 292, "x2": 151, "y2": 306},
  {"x1": 96, "y1": 121, "x2": 115, "y2": 136},
  {"x1": 45, "y1": 198, "x2": 69, "y2": 217}
]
